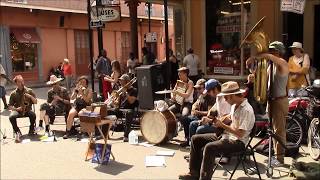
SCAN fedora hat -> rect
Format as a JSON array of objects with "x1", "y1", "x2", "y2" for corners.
[
  {"x1": 289, "y1": 42, "x2": 304, "y2": 51},
  {"x1": 194, "y1": 78, "x2": 206, "y2": 88},
  {"x1": 217, "y1": 81, "x2": 245, "y2": 96},
  {"x1": 47, "y1": 75, "x2": 63, "y2": 85}
]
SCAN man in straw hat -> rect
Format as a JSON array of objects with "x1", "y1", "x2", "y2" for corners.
[
  {"x1": 8, "y1": 75, "x2": 37, "y2": 142},
  {"x1": 37, "y1": 75, "x2": 71, "y2": 136},
  {"x1": 246, "y1": 41, "x2": 289, "y2": 167},
  {"x1": 179, "y1": 81, "x2": 255, "y2": 180}
]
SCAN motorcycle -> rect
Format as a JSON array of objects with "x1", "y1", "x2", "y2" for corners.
[{"x1": 287, "y1": 80, "x2": 320, "y2": 159}]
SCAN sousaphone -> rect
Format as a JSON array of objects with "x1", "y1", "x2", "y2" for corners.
[{"x1": 240, "y1": 16, "x2": 270, "y2": 104}]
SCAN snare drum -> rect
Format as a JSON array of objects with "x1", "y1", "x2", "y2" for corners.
[{"x1": 140, "y1": 110, "x2": 177, "y2": 144}]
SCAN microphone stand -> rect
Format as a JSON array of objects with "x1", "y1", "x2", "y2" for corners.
[{"x1": 252, "y1": 61, "x2": 287, "y2": 178}]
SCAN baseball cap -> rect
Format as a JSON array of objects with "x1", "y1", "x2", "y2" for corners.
[{"x1": 203, "y1": 79, "x2": 219, "y2": 94}]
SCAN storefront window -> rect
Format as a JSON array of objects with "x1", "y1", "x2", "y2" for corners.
[
  {"x1": 10, "y1": 28, "x2": 39, "y2": 72},
  {"x1": 206, "y1": 0, "x2": 251, "y2": 76}
]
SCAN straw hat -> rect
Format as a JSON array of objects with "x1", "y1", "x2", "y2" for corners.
[
  {"x1": 289, "y1": 42, "x2": 304, "y2": 52},
  {"x1": 47, "y1": 75, "x2": 63, "y2": 85},
  {"x1": 64, "y1": 58, "x2": 69, "y2": 63},
  {"x1": 217, "y1": 81, "x2": 245, "y2": 96}
]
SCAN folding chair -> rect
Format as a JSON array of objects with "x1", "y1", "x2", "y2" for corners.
[{"x1": 212, "y1": 125, "x2": 262, "y2": 180}]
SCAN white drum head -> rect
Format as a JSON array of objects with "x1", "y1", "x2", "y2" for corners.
[{"x1": 141, "y1": 110, "x2": 167, "y2": 144}]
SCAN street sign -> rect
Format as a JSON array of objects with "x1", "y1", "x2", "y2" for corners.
[
  {"x1": 101, "y1": 0, "x2": 120, "y2": 5},
  {"x1": 281, "y1": 0, "x2": 305, "y2": 14},
  {"x1": 90, "y1": 20, "x2": 104, "y2": 28},
  {"x1": 91, "y1": 6, "x2": 121, "y2": 22},
  {"x1": 145, "y1": 32, "x2": 157, "y2": 43}
]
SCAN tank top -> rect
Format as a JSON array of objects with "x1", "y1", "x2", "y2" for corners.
[
  {"x1": 184, "y1": 79, "x2": 194, "y2": 103},
  {"x1": 272, "y1": 67, "x2": 288, "y2": 98}
]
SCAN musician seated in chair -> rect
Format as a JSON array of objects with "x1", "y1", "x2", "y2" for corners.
[
  {"x1": 179, "y1": 81, "x2": 255, "y2": 180},
  {"x1": 37, "y1": 75, "x2": 71, "y2": 136},
  {"x1": 63, "y1": 76, "x2": 92, "y2": 139},
  {"x1": 169, "y1": 67, "x2": 194, "y2": 117},
  {"x1": 180, "y1": 79, "x2": 217, "y2": 147},
  {"x1": 108, "y1": 74, "x2": 138, "y2": 142},
  {"x1": 8, "y1": 75, "x2": 37, "y2": 143}
]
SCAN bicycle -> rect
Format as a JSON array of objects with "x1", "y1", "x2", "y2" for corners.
[{"x1": 308, "y1": 117, "x2": 320, "y2": 160}]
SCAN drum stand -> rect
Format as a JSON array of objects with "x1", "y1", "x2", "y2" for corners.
[{"x1": 252, "y1": 62, "x2": 287, "y2": 178}]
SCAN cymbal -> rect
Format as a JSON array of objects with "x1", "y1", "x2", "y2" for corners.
[{"x1": 155, "y1": 89, "x2": 173, "y2": 94}]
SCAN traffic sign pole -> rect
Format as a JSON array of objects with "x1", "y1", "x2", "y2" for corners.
[{"x1": 87, "y1": 0, "x2": 95, "y2": 92}]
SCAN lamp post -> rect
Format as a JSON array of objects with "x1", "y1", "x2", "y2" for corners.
[
  {"x1": 164, "y1": 0, "x2": 170, "y2": 89},
  {"x1": 87, "y1": 0, "x2": 94, "y2": 91}
]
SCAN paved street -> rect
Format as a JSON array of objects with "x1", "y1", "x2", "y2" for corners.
[{"x1": 0, "y1": 86, "x2": 317, "y2": 179}]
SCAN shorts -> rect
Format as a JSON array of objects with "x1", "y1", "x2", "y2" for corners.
[{"x1": 0, "y1": 86, "x2": 6, "y2": 98}]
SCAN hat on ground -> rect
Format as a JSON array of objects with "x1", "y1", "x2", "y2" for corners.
[
  {"x1": 268, "y1": 41, "x2": 286, "y2": 55},
  {"x1": 47, "y1": 75, "x2": 63, "y2": 85},
  {"x1": 119, "y1": 74, "x2": 130, "y2": 81},
  {"x1": 289, "y1": 42, "x2": 304, "y2": 52},
  {"x1": 203, "y1": 79, "x2": 219, "y2": 94},
  {"x1": 217, "y1": 81, "x2": 246, "y2": 96},
  {"x1": 64, "y1": 58, "x2": 69, "y2": 63},
  {"x1": 194, "y1": 78, "x2": 206, "y2": 88}
]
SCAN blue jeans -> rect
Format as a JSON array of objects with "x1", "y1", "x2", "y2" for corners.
[
  {"x1": 189, "y1": 120, "x2": 217, "y2": 142},
  {"x1": 180, "y1": 115, "x2": 199, "y2": 141}
]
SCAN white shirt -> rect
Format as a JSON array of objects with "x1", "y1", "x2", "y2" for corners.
[
  {"x1": 127, "y1": 59, "x2": 136, "y2": 74},
  {"x1": 0, "y1": 64, "x2": 7, "y2": 87},
  {"x1": 208, "y1": 96, "x2": 231, "y2": 118},
  {"x1": 183, "y1": 53, "x2": 199, "y2": 76},
  {"x1": 222, "y1": 99, "x2": 255, "y2": 145}
]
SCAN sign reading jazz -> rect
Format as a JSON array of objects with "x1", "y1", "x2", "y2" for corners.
[{"x1": 91, "y1": 6, "x2": 121, "y2": 22}]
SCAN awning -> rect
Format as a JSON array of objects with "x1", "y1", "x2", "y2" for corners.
[{"x1": 10, "y1": 28, "x2": 41, "y2": 44}]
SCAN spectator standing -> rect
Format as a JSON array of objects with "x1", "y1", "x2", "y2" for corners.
[
  {"x1": 183, "y1": 48, "x2": 200, "y2": 83},
  {"x1": 104, "y1": 60, "x2": 122, "y2": 91},
  {"x1": 169, "y1": 49, "x2": 179, "y2": 89},
  {"x1": 287, "y1": 42, "x2": 311, "y2": 97},
  {"x1": 96, "y1": 49, "x2": 112, "y2": 100},
  {"x1": 142, "y1": 47, "x2": 155, "y2": 65},
  {"x1": 62, "y1": 58, "x2": 72, "y2": 92},
  {"x1": 127, "y1": 52, "x2": 137, "y2": 76}
]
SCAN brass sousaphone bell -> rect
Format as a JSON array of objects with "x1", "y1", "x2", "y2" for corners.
[{"x1": 240, "y1": 16, "x2": 270, "y2": 104}]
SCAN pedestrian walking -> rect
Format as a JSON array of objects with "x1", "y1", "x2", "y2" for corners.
[{"x1": 183, "y1": 48, "x2": 200, "y2": 83}]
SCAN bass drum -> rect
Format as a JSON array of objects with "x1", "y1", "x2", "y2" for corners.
[{"x1": 140, "y1": 110, "x2": 177, "y2": 144}]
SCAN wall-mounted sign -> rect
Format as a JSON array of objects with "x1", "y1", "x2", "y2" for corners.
[
  {"x1": 90, "y1": 20, "x2": 104, "y2": 28},
  {"x1": 91, "y1": 6, "x2": 121, "y2": 22},
  {"x1": 101, "y1": 0, "x2": 120, "y2": 5},
  {"x1": 281, "y1": 0, "x2": 305, "y2": 14},
  {"x1": 145, "y1": 32, "x2": 157, "y2": 43}
]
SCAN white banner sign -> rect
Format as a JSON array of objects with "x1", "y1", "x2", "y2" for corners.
[
  {"x1": 281, "y1": 0, "x2": 306, "y2": 14},
  {"x1": 91, "y1": 6, "x2": 121, "y2": 22},
  {"x1": 213, "y1": 67, "x2": 233, "y2": 75}
]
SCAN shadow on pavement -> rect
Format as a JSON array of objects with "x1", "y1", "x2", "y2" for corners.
[{"x1": 94, "y1": 161, "x2": 133, "y2": 175}]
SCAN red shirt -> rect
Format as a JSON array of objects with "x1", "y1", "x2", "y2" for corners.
[{"x1": 63, "y1": 64, "x2": 72, "y2": 76}]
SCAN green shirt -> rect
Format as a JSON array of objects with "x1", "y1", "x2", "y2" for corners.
[{"x1": 9, "y1": 87, "x2": 36, "y2": 111}]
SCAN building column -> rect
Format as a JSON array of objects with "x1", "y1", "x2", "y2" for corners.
[{"x1": 125, "y1": 0, "x2": 140, "y2": 59}]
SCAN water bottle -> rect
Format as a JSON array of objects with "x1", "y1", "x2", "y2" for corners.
[{"x1": 128, "y1": 130, "x2": 138, "y2": 145}]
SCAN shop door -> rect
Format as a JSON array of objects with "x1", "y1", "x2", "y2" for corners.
[
  {"x1": 314, "y1": 5, "x2": 320, "y2": 70},
  {"x1": 74, "y1": 30, "x2": 90, "y2": 76},
  {"x1": 283, "y1": 12, "x2": 303, "y2": 58}
]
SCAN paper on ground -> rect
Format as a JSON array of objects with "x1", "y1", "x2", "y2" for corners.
[
  {"x1": 139, "y1": 142, "x2": 154, "y2": 147},
  {"x1": 41, "y1": 136, "x2": 55, "y2": 142},
  {"x1": 156, "y1": 150, "x2": 175, "y2": 156},
  {"x1": 22, "y1": 139, "x2": 31, "y2": 143},
  {"x1": 145, "y1": 156, "x2": 166, "y2": 167},
  {"x1": 80, "y1": 138, "x2": 89, "y2": 143}
]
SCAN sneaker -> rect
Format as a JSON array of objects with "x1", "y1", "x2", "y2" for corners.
[
  {"x1": 63, "y1": 131, "x2": 71, "y2": 139},
  {"x1": 178, "y1": 172, "x2": 199, "y2": 180},
  {"x1": 180, "y1": 141, "x2": 190, "y2": 147},
  {"x1": 15, "y1": 132, "x2": 21, "y2": 143},
  {"x1": 123, "y1": 137, "x2": 128, "y2": 142},
  {"x1": 264, "y1": 156, "x2": 284, "y2": 167},
  {"x1": 35, "y1": 126, "x2": 44, "y2": 133}
]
